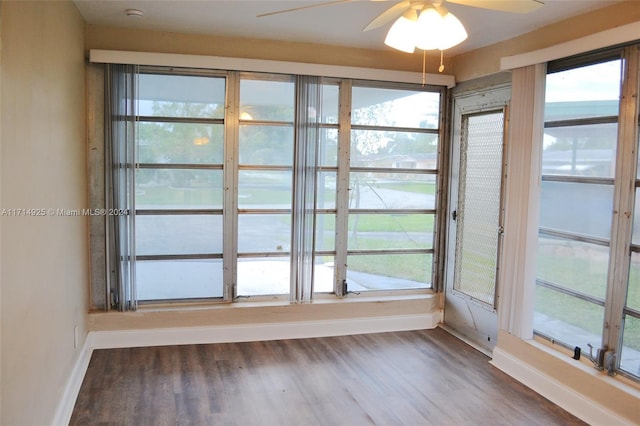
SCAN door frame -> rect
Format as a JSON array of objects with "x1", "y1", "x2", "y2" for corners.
[{"x1": 444, "y1": 83, "x2": 511, "y2": 353}]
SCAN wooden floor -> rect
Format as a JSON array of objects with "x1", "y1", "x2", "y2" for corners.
[{"x1": 70, "y1": 328, "x2": 585, "y2": 425}]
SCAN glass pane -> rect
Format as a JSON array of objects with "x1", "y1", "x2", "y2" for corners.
[
  {"x1": 314, "y1": 255, "x2": 335, "y2": 293},
  {"x1": 238, "y1": 171, "x2": 292, "y2": 208},
  {"x1": 239, "y1": 125, "x2": 294, "y2": 166},
  {"x1": 628, "y1": 253, "x2": 640, "y2": 311},
  {"x1": 238, "y1": 214, "x2": 291, "y2": 253},
  {"x1": 321, "y1": 84, "x2": 339, "y2": 124},
  {"x1": 351, "y1": 87, "x2": 440, "y2": 129},
  {"x1": 542, "y1": 123, "x2": 617, "y2": 178},
  {"x1": 619, "y1": 315, "x2": 640, "y2": 378},
  {"x1": 545, "y1": 60, "x2": 621, "y2": 121},
  {"x1": 534, "y1": 285, "x2": 604, "y2": 351},
  {"x1": 237, "y1": 257, "x2": 290, "y2": 296},
  {"x1": 632, "y1": 189, "x2": 640, "y2": 245},
  {"x1": 240, "y1": 79, "x2": 294, "y2": 122},
  {"x1": 136, "y1": 215, "x2": 222, "y2": 256},
  {"x1": 315, "y1": 213, "x2": 335, "y2": 252},
  {"x1": 349, "y1": 173, "x2": 436, "y2": 210},
  {"x1": 537, "y1": 236, "x2": 608, "y2": 299},
  {"x1": 138, "y1": 74, "x2": 225, "y2": 119},
  {"x1": 319, "y1": 127, "x2": 339, "y2": 167},
  {"x1": 317, "y1": 171, "x2": 336, "y2": 209},
  {"x1": 539, "y1": 181, "x2": 613, "y2": 239},
  {"x1": 138, "y1": 122, "x2": 224, "y2": 164},
  {"x1": 347, "y1": 253, "x2": 431, "y2": 291},
  {"x1": 136, "y1": 259, "x2": 223, "y2": 300},
  {"x1": 135, "y1": 169, "x2": 223, "y2": 209},
  {"x1": 348, "y1": 214, "x2": 433, "y2": 250},
  {"x1": 351, "y1": 130, "x2": 438, "y2": 168}
]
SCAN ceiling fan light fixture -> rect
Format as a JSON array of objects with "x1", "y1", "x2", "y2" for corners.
[
  {"x1": 437, "y1": 11, "x2": 468, "y2": 50},
  {"x1": 414, "y1": 6, "x2": 467, "y2": 51},
  {"x1": 384, "y1": 9, "x2": 418, "y2": 53},
  {"x1": 414, "y1": 6, "x2": 443, "y2": 50}
]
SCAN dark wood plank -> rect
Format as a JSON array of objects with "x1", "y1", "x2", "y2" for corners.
[{"x1": 70, "y1": 328, "x2": 586, "y2": 425}]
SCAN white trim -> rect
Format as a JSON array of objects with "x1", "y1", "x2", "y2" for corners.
[
  {"x1": 87, "y1": 312, "x2": 441, "y2": 349},
  {"x1": 52, "y1": 311, "x2": 440, "y2": 422},
  {"x1": 500, "y1": 22, "x2": 640, "y2": 70},
  {"x1": 491, "y1": 347, "x2": 635, "y2": 426},
  {"x1": 50, "y1": 338, "x2": 94, "y2": 426},
  {"x1": 89, "y1": 49, "x2": 456, "y2": 88},
  {"x1": 497, "y1": 64, "x2": 545, "y2": 338}
]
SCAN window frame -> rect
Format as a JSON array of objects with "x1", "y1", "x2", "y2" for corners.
[
  {"x1": 534, "y1": 44, "x2": 640, "y2": 381},
  {"x1": 134, "y1": 67, "x2": 229, "y2": 304},
  {"x1": 101, "y1": 66, "x2": 447, "y2": 308},
  {"x1": 343, "y1": 80, "x2": 444, "y2": 293}
]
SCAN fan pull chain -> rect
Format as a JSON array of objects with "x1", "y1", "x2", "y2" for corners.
[
  {"x1": 422, "y1": 50, "x2": 426, "y2": 86},
  {"x1": 422, "y1": 50, "x2": 446, "y2": 85}
]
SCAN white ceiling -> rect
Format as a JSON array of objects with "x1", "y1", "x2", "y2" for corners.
[{"x1": 74, "y1": 0, "x2": 622, "y2": 55}]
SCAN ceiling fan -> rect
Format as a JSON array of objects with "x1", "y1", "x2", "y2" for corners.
[{"x1": 258, "y1": 0, "x2": 544, "y2": 53}]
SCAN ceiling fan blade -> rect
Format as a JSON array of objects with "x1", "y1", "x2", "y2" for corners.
[
  {"x1": 363, "y1": 0, "x2": 412, "y2": 31},
  {"x1": 446, "y1": 0, "x2": 544, "y2": 13},
  {"x1": 257, "y1": 0, "x2": 354, "y2": 18}
]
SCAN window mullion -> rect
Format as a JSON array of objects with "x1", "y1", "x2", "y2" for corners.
[
  {"x1": 334, "y1": 79, "x2": 352, "y2": 297},
  {"x1": 604, "y1": 45, "x2": 640, "y2": 356},
  {"x1": 224, "y1": 71, "x2": 240, "y2": 301}
]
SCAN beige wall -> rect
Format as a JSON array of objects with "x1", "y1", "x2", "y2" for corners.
[
  {"x1": 453, "y1": 1, "x2": 640, "y2": 81},
  {"x1": 0, "y1": 1, "x2": 88, "y2": 425},
  {"x1": 86, "y1": 24, "x2": 451, "y2": 75}
]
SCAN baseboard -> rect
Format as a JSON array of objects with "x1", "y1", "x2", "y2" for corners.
[
  {"x1": 88, "y1": 312, "x2": 441, "y2": 349},
  {"x1": 491, "y1": 346, "x2": 634, "y2": 426},
  {"x1": 53, "y1": 311, "x2": 440, "y2": 424},
  {"x1": 50, "y1": 338, "x2": 94, "y2": 426}
]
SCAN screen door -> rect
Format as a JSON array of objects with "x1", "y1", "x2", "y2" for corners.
[{"x1": 445, "y1": 86, "x2": 509, "y2": 353}]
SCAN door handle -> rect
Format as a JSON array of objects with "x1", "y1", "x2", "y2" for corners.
[{"x1": 452, "y1": 210, "x2": 457, "y2": 221}]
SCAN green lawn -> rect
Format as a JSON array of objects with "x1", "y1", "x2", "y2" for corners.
[
  {"x1": 536, "y1": 246, "x2": 640, "y2": 351},
  {"x1": 136, "y1": 185, "x2": 223, "y2": 206},
  {"x1": 376, "y1": 182, "x2": 436, "y2": 195},
  {"x1": 347, "y1": 252, "x2": 432, "y2": 285}
]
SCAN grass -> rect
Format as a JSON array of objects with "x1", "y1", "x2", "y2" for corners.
[
  {"x1": 347, "y1": 252, "x2": 432, "y2": 285},
  {"x1": 136, "y1": 185, "x2": 224, "y2": 206},
  {"x1": 136, "y1": 179, "x2": 435, "y2": 208},
  {"x1": 376, "y1": 182, "x2": 436, "y2": 195},
  {"x1": 536, "y1": 244, "x2": 640, "y2": 351},
  {"x1": 349, "y1": 214, "x2": 434, "y2": 232}
]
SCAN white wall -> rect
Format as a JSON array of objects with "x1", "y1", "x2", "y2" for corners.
[{"x1": 0, "y1": 1, "x2": 88, "y2": 424}]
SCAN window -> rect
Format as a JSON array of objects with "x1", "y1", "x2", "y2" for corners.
[
  {"x1": 135, "y1": 72, "x2": 227, "y2": 301},
  {"x1": 104, "y1": 66, "x2": 445, "y2": 308},
  {"x1": 314, "y1": 82, "x2": 339, "y2": 294},
  {"x1": 237, "y1": 76, "x2": 295, "y2": 296},
  {"x1": 346, "y1": 85, "x2": 440, "y2": 292},
  {"x1": 535, "y1": 45, "x2": 640, "y2": 381}
]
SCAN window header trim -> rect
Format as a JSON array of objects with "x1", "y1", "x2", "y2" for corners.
[{"x1": 90, "y1": 49, "x2": 456, "y2": 88}]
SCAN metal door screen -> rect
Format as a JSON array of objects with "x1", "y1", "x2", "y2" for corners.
[{"x1": 453, "y1": 110, "x2": 505, "y2": 306}]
